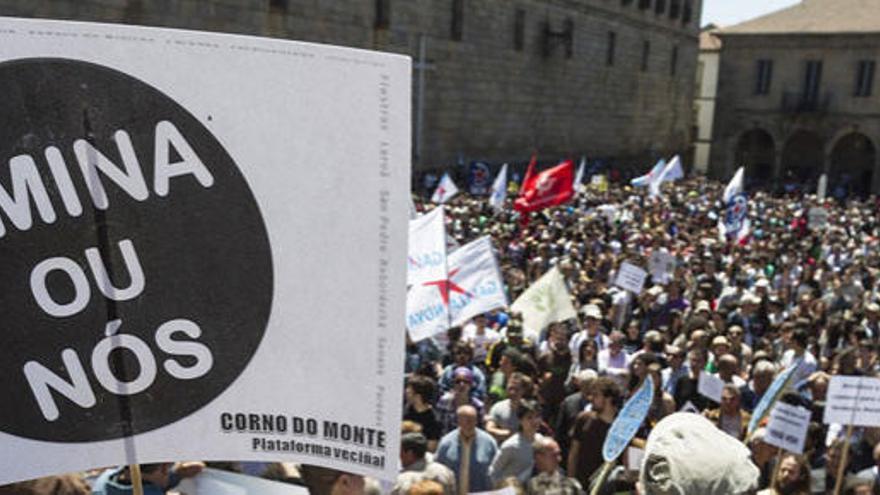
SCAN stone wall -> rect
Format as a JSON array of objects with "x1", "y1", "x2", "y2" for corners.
[{"x1": 0, "y1": 0, "x2": 700, "y2": 171}]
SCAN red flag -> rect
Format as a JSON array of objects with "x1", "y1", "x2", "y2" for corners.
[{"x1": 514, "y1": 159, "x2": 575, "y2": 213}]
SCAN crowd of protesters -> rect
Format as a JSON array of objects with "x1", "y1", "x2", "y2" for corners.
[
  {"x1": 1, "y1": 175, "x2": 878, "y2": 495},
  {"x1": 398, "y1": 175, "x2": 880, "y2": 495}
]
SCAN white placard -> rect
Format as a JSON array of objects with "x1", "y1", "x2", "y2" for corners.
[
  {"x1": 697, "y1": 373, "x2": 725, "y2": 403},
  {"x1": 176, "y1": 468, "x2": 308, "y2": 495},
  {"x1": 626, "y1": 446, "x2": 646, "y2": 472},
  {"x1": 648, "y1": 251, "x2": 676, "y2": 284},
  {"x1": 0, "y1": 17, "x2": 408, "y2": 484},
  {"x1": 824, "y1": 376, "x2": 880, "y2": 426},
  {"x1": 614, "y1": 262, "x2": 648, "y2": 295},
  {"x1": 808, "y1": 207, "x2": 829, "y2": 230},
  {"x1": 765, "y1": 403, "x2": 811, "y2": 454}
]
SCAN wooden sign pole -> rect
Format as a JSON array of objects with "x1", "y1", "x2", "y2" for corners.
[
  {"x1": 832, "y1": 423, "x2": 854, "y2": 495},
  {"x1": 129, "y1": 464, "x2": 145, "y2": 495}
]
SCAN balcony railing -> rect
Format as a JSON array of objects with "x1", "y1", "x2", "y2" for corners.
[{"x1": 781, "y1": 91, "x2": 832, "y2": 113}]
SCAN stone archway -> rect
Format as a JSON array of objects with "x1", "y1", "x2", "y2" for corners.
[
  {"x1": 830, "y1": 132, "x2": 876, "y2": 197},
  {"x1": 735, "y1": 129, "x2": 775, "y2": 187},
  {"x1": 781, "y1": 130, "x2": 824, "y2": 188}
]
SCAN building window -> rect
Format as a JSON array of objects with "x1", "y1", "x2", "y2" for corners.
[
  {"x1": 803, "y1": 60, "x2": 823, "y2": 103},
  {"x1": 606, "y1": 31, "x2": 616, "y2": 66},
  {"x1": 669, "y1": 0, "x2": 681, "y2": 19},
  {"x1": 375, "y1": 0, "x2": 390, "y2": 29},
  {"x1": 639, "y1": 0, "x2": 651, "y2": 9},
  {"x1": 670, "y1": 44, "x2": 678, "y2": 75},
  {"x1": 451, "y1": 0, "x2": 464, "y2": 41},
  {"x1": 855, "y1": 60, "x2": 875, "y2": 97},
  {"x1": 754, "y1": 59, "x2": 773, "y2": 95},
  {"x1": 269, "y1": 0, "x2": 287, "y2": 12},
  {"x1": 641, "y1": 40, "x2": 650, "y2": 71},
  {"x1": 514, "y1": 9, "x2": 526, "y2": 51},
  {"x1": 655, "y1": 0, "x2": 666, "y2": 14},
  {"x1": 682, "y1": 0, "x2": 692, "y2": 23}
]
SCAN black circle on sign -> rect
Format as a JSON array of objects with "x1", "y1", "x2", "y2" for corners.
[{"x1": 0, "y1": 58, "x2": 273, "y2": 442}]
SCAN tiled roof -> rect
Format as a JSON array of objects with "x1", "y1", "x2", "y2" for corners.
[
  {"x1": 719, "y1": 0, "x2": 880, "y2": 35},
  {"x1": 700, "y1": 29, "x2": 721, "y2": 50}
]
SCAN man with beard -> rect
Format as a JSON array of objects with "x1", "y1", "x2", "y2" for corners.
[{"x1": 567, "y1": 377, "x2": 622, "y2": 488}]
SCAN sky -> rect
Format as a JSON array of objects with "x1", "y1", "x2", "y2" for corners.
[{"x1": 701, "y1": 0, "x2": 802, "y2": 28}]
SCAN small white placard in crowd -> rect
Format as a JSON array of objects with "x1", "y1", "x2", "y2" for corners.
[
  {"x1": 615, "y1": 262, "x2": 648, "y2": 295},
  {"x1": 765, "y1": 402, "x2": 811, "y2": 454},
  {"x1": 697, "y1": 372, "x2": 725, "y2": 403}
]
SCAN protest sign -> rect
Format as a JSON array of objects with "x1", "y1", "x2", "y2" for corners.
[
  {"x1": 626, "y1": 447, "x2": 646, "y2": 472},
  {"x1": 0, "y1": 17, "x2": 408, "y2": 484},
  {"x1": 824, "y1": 376, "x2": 880, "y2": 426},
  {"x1": 603, "y1": 375, "x2": 654, "y2": 462},
  {"x1": 407, "y1": 206, "x2": 447, "y2": 286},
  {"x1": 176, "y1": 468, "x2": 309, "y2": 495},
  {"x1": 407, "y1": 236, "x2": 507, "y2": 342},
  {"x1": 765, "y1": 403, "x2": 811, "y2": 454},
  {"x1": 808, "y1": 207, "x2": 829, "y2": 230},
  {"x1": 614, "y1": 262, "x2": 647, "y2": 295},
  {"x1": 697, "y1": 373, "x2": 724, "y2": 403},
  {"x1": 648, "y1": 251, "x2": 676, "y2": 284}
]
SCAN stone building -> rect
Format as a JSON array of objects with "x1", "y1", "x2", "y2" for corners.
[
  {"x1": 693, "y1": 26, "x2": 720, "y2": 174},
  {"x1": 711, "y1": 0, "x2": 880, "y2": 195},
  {"x1": 0, "y1": 0, "x2": 701, "y2": 171}
]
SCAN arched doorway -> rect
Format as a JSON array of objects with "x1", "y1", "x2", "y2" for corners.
[
  {"x1": 781, "y1": 130, "x2": 824, "y2": 190},
  {"x1": 735, "y1": 129, "x2": 775, "y2": 188},
  {"x1": 830, "y1": 132, "x2": 876, "y2": 197}
]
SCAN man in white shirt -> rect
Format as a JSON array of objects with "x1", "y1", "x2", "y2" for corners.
[
  {"x1": 568, "y1": 304, "x2": 609, "y2": 357},
  {"x1": 597, "y1": 331, "x2": 629, "y2": 387}
]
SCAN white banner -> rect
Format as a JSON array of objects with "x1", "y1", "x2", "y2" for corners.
[
  {"x1": 766, "y1": 403, "x2": 811, "y2": 454},
  {"x1": 407, "y1": 236, "x2": 507, "y2": 342},
  {"x1": 511, "y1": 265, "x2": 577, "y2": 338},
  {"x1": 824, "y1": 376, "x2": 880, "y2": 426},
  {"x1": 0, "y1": 17, "x2": 408, "y2": 484},
  {"x1": 614, "y1": 262, "x2": 647, "y2": 295},
  {"x1": 407, "y1": 206, "x2": 448, "y2": 286}
]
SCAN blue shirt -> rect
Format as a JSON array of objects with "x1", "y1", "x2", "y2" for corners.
[{"x1": 436, "y1": 428, "x2": 498, "y2": 493}]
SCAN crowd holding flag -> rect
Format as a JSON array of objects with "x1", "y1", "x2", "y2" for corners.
[
  {"x1": 489, "y1": 163, "x2": 508, "y2": 212},
  {"x1": 406, "y1": 235, "x2": 507, "y2": 342},
  {"x1": 407, "y1": 206, "x2": 448, "y2": 286},
  {"x1": 648, "y1": 154, "x2": 684, "y2": 197},
  {"x1": 573, "y1": 156, "x2": 586, "y2": 193},
  {"x1": 630, "y1": 158, "x2": 666, "y2": 187},
  {"x1": 719, "y1": 166, "x2": 751, "y2": 243},
  {"x1": 431, "y1": 172, "x2": 459, "y2": 204},
  {"x1": 513, "y1": 156, "x2": 576, "y2": 213},
  {"x1": 510, "y1": 265, "x2": 577, "y2": 339}
]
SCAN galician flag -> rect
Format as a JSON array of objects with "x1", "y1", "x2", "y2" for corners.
[
  {"x1": 407, "y1": 206, "x2": 448, "y2": 286},
  {"x1": 648, "y1": 155, "x2": 684, "y2": 197},
  {"x1": 406, "y1": 236, "x2": 507, "y2": 342},
  {"x1": 510, "y1": 265, "x2": 577, "y2": 339},
  {"x1": 719, "y1": 167, "x2": 750, "y2": 243},
  {"x1": 489, "y1": 163, "x2": 508, "y2": 212},
  {"x1": 631, "y1": 159, "x2": 665, "y2": 187},
  {"x1": 431, "y1": 172, "x2": 459, "y2": 204}
]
